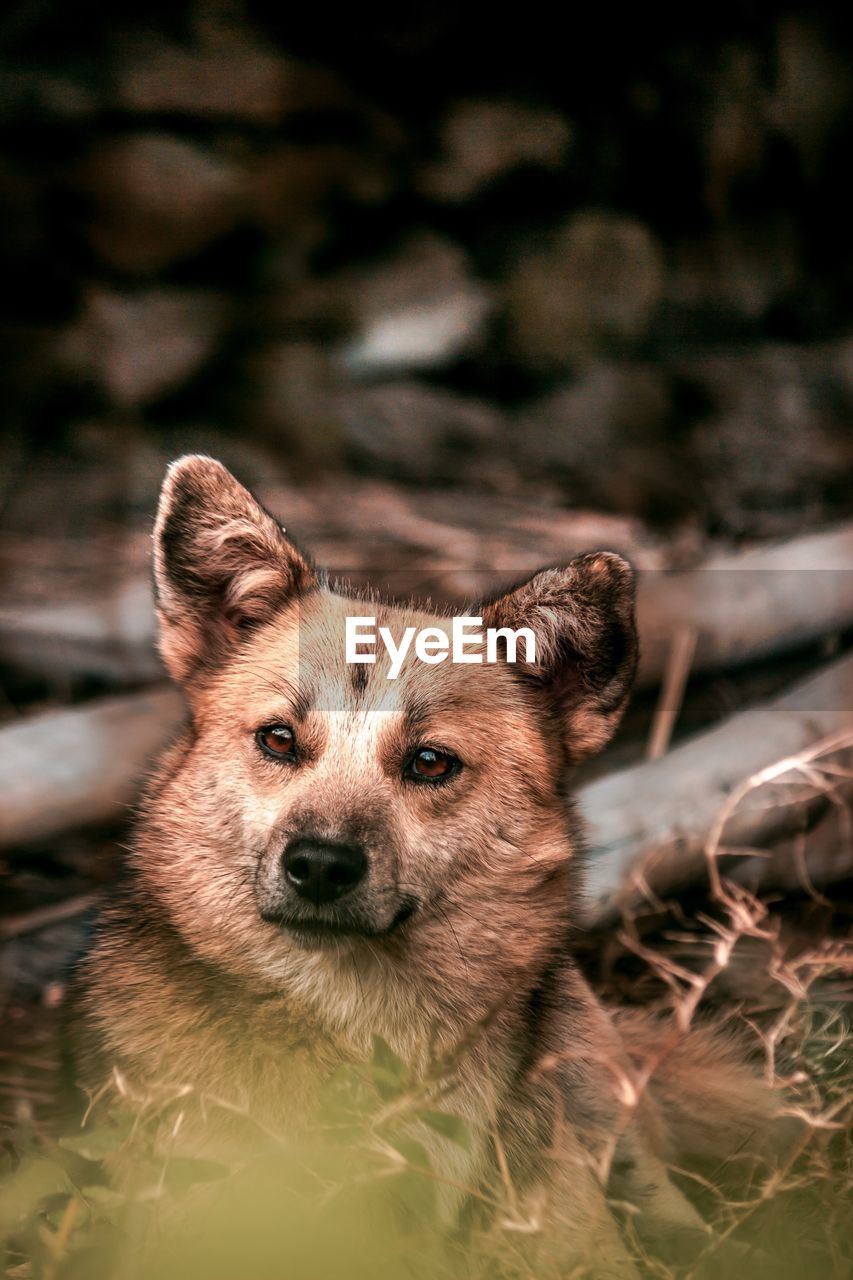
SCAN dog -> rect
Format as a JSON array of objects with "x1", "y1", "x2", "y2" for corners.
[{"x1": 73, "y1": 456, "x2": 783, "y2": 1277}]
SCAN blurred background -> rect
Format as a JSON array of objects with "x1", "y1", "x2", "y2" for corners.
[{"x1": 1, "y1": 0, "x2": 852, "y2": 542}]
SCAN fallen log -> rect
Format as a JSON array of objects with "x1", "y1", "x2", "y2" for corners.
[
  {"x1": 0, "y1": 687, "x2": 184, "y2": 848},
  {"x1": 582, "y1": 650, "x2": 853, "y2": 925},
  {"x1": 634, "y1": 523, "x2": 853, "y2": 685},
  {"x1": 0, "y1": 578, "x2": 162, "y2": 684},
  {"x1": 1, "y1": 524, "x2": 851, "y2": 689}
]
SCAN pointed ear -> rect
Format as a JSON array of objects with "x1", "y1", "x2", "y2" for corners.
[
  {"x1": 481, "y1": 553, "x2": 637, "y2": 762},
  {"x1": 153, "y1": 456, "x2": 317, "y2": 682}
]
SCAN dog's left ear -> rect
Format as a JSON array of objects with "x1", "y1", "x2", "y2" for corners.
[
  {"x1": 481, "y1": 553, "x2": 637, "y2": 761},
  {"x1": 153, "y1": 455, "x2": 317, "y2": 682}
]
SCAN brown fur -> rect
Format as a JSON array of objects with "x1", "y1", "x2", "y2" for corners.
[{"x1": 74, "y1": 457, "x2": 785, "y2": 1276}]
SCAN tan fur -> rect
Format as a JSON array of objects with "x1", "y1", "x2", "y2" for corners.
[{"x1": 75, "y1": 457, "x2": 786, "y2": 1275}]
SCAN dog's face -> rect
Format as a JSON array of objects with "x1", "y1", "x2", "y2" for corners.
[{"x1": 144, "y1": 458, "x2": 636, "y2": 996}]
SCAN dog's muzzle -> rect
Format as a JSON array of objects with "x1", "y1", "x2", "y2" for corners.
[{"x1": 255, "y1": 833, "x2": 419, "y2": 945}]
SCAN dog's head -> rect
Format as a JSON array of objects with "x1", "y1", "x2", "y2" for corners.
[{"x1": 144, "y1": 457, "x2": 636, "y2": 997}]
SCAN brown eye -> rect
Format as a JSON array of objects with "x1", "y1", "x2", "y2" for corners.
[
  {"x1": 405, "y1": 747, "x2": 459, "y2": 783},
  {"x1": 257, "y1": 724, "x2": 297, "y2": 761}
]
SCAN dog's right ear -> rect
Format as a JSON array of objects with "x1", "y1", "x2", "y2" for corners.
[{"x1": 153, "y1": 456, "x2": 317, "y2": 682}]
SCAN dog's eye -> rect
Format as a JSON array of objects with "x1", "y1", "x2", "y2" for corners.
[
  {"x1": 256, "y1": 724, "x2": 297, "y2": 761},
  {"x1": 405, "y1": 747, "x2": 459, "y2": 783}
]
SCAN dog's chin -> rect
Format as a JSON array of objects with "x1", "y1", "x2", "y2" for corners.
[
  {"x1": 260, "y1": 899, "x2": 419, "y2": 951},
  {"x1": 280, "y1": 921, "x2": 358, "y2": 953}
]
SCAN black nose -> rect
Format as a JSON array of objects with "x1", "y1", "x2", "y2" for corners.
[{"x1": 282, "y1": 839, "x2": 367, "y2": 906}]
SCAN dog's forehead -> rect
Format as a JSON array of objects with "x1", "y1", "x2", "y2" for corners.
[{"x1": 231, "y1": 586, "x2": 518, "y2": 715}]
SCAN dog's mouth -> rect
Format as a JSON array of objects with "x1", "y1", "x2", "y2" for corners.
[{"x1": 261, "y1": 899, "x2": 418, "y2": 949}]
